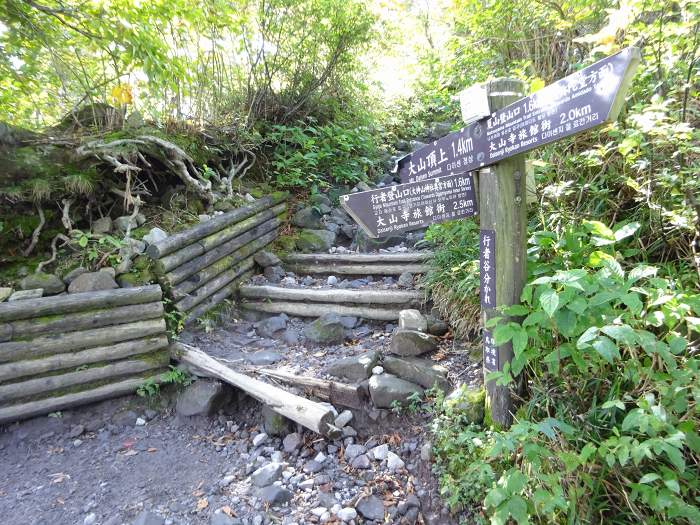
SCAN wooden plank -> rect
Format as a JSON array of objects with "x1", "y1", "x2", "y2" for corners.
[
  {"x1": 171, "y1": 343, "x2": 334, "y2": 435},
  {"x1": 170, "y1": 256, "x2": 255, "y2": 300},
  {"x1": 258, "y1": 369, "x2": 365, "y2": 409},
  {"x1": 240, "y1": 285, "x2": 423, "y2": 305},
  {"x1": 0, "y1": 372, "x2": 166, "y2": 425},
  {"x1": 0, "y1": 285, "x2": 162, "y2": 323},
  {"x1": 184, "y1": 270, "x2": 254, "y2": 325},
  {"x1": 283, "y1": 252, "x2": 433, "y2": 264},
  {"x1": 284, "y1": 263, "x2": 430, "y2": 276},
  {"x1": 0, "y1": 356, "x2": 168, "y2": 403},
  {"x1": 5, "y1": 302, "x2": 164, "y2": 340},
  {"x1": 0, "y1": 318, "x2": 167, "y2": 363},
  {"x1": 242, "y1": 301, "x2": 404, "y2": 321},
  {"x1": 0, "y1": 335, "x2": 169, "y2": 383},
  {"x1": 147, "y1": 192, "x2": 287, "y2": 259}
]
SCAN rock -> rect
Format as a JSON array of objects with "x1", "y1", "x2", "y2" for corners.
[
  {"x1": 382, "y1": 356, "x2": 450, "y2": 392},
  {"x1": 369, "y1": 375, "x2": 424, "y2": 409},
  {"x1": 210, "y1": 512, "x2": 236, "y2": 525},
  {"x1": 8, "y1": 289, "x2": 43, "y2": 301},
  {"x1": 263, "y1": 265, "x2": 286, "y2": 283},
  {"x1": 0, "y1": 287, "x2": 13, "y2": 302},
  {"x1": 387, "y1": 451, "x2": 405, "y2": 471},
  {"x1": 251, "y1": 462, "x2": 284, "y2": 487},
  {"x1": 420, "y1": 442, "x2": 432, "y2": 462},
  {"x1": 356, "y1": 495, "x2": 385, "y2": 521},
  {"x1": 296, "y1": 229, "x2": 336, "y2": 252},
  {"x1": 116, "y1": 269, "x2": 154, "y2": 288},
  {"x1": 371, "y1": 444, "x2": 389, "y2": 460},
  {"x1": 338, "y1": 316, "x2": 358, "y2": 329},
  {"x1": 99, "y1": 266, "x2": 116, "y2": 277},
  {"x1": 303, "y1": 314, "x2": 346, "y2": 344},
  {"x1": 260, "y1": 485, "x2": 293, "y2": 506},
  {"x1": 326, "y1": 275, "x2": 338, "y2": 285},
  {"x1": 256, "y1": 315, "x2": 287, "y2": 338},
  {"x1": 398, "y1": 309, "x2": 428, "y2": 332},
  {"x1": 252, "y1": 432, "x2": 268, "y2": 447},
  {"x1": 344, "y1": 444, "x2": 366, "y2": 460},
  {"x1": 132, "y1": 510, "x2": 164, "y2": 525},
  {"x1": 92, "y1": 216, "x2": 112, "y2": 234},
  {"x1": 353, "y1": 229, "x2": 404, "y2": 253},
  {"x1": 337, "y1": 507, "x2": 357, "y2": 522},
  {"x1": 397, "y1": 272, "x2": 414, "y2": 288},
  {"x1": 283, "y1": 432, "x2": 303, "y2": 453},
  {"x1": 334, "y1": 410, "x2": 353, "y2": 428},
  {"x1": 303, "y1": 460, "x2": 323, "y2": 474},
  {"x1": 356, "y1": 181, "x2": 372, "y2": 192},
  {"x1": 443, "y1": 385, "x2": 485, "y2": 424},
  {"x1": 262, "y1": 405, "x2": 294, "y2": 437},
  {"x1": 292, "y1": 207, "x2": 324, "y2": 229},
  {"x1": 326, "y1": 352, "x2": 379, "y2": 381},
  {"x1": 115, "y1": 257, "x2": 132, "y2": 275},
  {"x1": 68, "y1": 424, "x2": 85, "y2": 438},
  {"x1": 283, "y1": 329, "x2": 299, "y2": 345},
  {"x1": 339, "y1": 224, "x2": 355, "y2": 240},
  {"x1": 84, "y1": 513, "x2": 97, "y2": 525},
  {"x1": 310, "y1": 193, "x2": 332, "y2": 207},
  {"x1": 68, "y1": 271, "x2": 118, "y2": 294},
  {"x1": 372, "y1": 366, "x2": 384, "y2": 375},
  {"x1": 350, "y1": 454, "x2": 371, "y2": 469},
  {"x1": 254, "y1": 250, "x2": 281, "y2": 268},
  {"x1": 390, "y1": 329, "x2": 438, "y2": 357},
  {"x1": 175, "y1": 380, "x2": 230, "y2": 417},
  {"x1": 143, "y1": 227, "x2": 167, "y2": 245},
  {"x1": 426, "y1": 315, "x2": 449, "y2": 336},
  {"x1": 19, "y1": 272, "x2": 64, "y2": 295},
  {"x1": 246, "y1": 350, "x2": 283, "y2": 365},
  {"x1": 113, "y1": 215, "x2": 138, "y2": 234}
]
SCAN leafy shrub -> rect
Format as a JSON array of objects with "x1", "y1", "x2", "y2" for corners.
[{"x1": 435, "y1": 222, "x2": 700, "y2": 524}]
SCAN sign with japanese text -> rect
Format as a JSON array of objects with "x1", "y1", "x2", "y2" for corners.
[
  {"x1": 340, "y1": 172, "x2": 477, "y2": 238},
  {"x1": 396, "y1": 47, "x2": 640, "y2": 184},
  {"x1": 480, "y1": 229, "x2": 496, "y2": 308},
  {"x1": 483, "y1": 330, "x2": 499, "y2": 371}
]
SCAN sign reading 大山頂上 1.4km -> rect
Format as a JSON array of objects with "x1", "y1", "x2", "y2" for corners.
[
  {"x1": 340, "y1": 172, "x2": 477, "y2": 239},
  {"x1": 396, "y1": 47, "x2": 641, "y2": 184}
]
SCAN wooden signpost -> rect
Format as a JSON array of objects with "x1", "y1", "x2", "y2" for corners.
[{"x1": 341, "y1": 47, "x2": 640, "y2": 427}]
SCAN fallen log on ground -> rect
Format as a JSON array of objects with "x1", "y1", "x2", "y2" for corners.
[
  {"x1": 171, "y1": 343, "x2": 334, "y2": 435},
  {"x1": 240, "y1": 285, "x2": 423, "y2": 305},
  {"x1": 242, "y1": 301, "x2": 406, "y2": 321},
  {"x1": 258, "y1": 368, "x2": 365, "y2": 409}
]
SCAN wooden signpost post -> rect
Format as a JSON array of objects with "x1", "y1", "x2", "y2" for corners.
[{"x1": 341, "y1": 47, "x2": 641, "y2": 427}]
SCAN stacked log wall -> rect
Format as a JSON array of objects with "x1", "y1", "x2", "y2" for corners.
[
  {"x1": 0, "y1": 285, "x2": 169, "y2": 424},
  {"x1": 147, "y1": 193, "x2": 288, "y2": 324}
]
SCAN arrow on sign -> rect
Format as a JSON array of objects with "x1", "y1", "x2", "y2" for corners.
[{"x1": 397, "y1": 47, "x2": 641, "y2": 184}]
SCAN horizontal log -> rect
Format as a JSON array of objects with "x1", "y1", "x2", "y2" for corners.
[
  {"x1": 242, "y1": 301, "x2": 405, "y2": 321},
  {"x1": 0, "y1": 372, "x2": 166, "y2": 425},
  {"x1": 283, "y1": 252, "x2": 433, "y2": 264},
  {"x1": 0, "y1": 318, "x2": 167, "y2": 363},
  {"x1": 170, "y1": 255, "x2": 255, "y2": 300},
  {"x1": 0, "y1": 285, "x2": 162, "y2": 323},
  {"x1": 172, "y1": 343, "x2": 334, "y2": 435},
  {"x1": 184, "y1": 270, "x2": 255, "y2": 325},
  {"x1": 0, "y1": 355, "x2": 168, "y2": 403},
  {"x1": 5, "y1": 302, "x2": 164, "y2": 340},
  {"x1": 258, "y1": 369, "x2": 365, "y2": 409},
  {"x1": 283, "y1": 263, "x2": 431, "y2": 275},
  {"x1": 0, "y1": 335, "x2": 169, "y2": 383},
  {"x1": 163, "y1": 217, "x2": 280, "y2": 287},
  {"x1": 240, "y1": 285, "x2": 423, "y2": 305},
  {"x1": 147, "y1": 193, "x2": 288, "y2": 259},
  {"x1": 155, "y1": 203, "x2": 286, "y2": 274}
]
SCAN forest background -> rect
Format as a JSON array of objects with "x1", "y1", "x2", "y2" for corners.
[{"x1": 1, "y1": 0, "x2": 699, "y2": 523}]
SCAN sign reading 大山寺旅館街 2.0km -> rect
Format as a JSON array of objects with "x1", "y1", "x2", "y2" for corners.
[{"x1": 396, "y1": 47, "x2": 641, "y2": 184}]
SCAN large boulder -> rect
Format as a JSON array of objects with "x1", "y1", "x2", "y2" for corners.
[
  {"x1": 19, "y1": 272, "x2": 65, "y2": 295},
  {"x1": 390, "y1": 329, "x2": 439, "y2": 356},
  {"x1": 292, "y1": 207, "x2": 324, "y2": 229},
  {"x1": 369, "y1": 374, "x2": 423, "y2": 408},
  {"x1": 68, "y1": 272, "x2": 118, "y2": 294},
  {"x1": 296, "y1": 229, "x2": 336, "y2": 252},
  {"x1": 443, "y1": 385, "x2": 485, "y2": 424},
  {"x1": 326, "y1": 352, "x2": 379, "y2": 381},
  {"x1": 255, "y1": 315, "x2": 287, "y2": 338},
  {"x1": 303, "y1": 314, "x2": 346, "y2": 344},
  {"x1": 382, "y1": 356, "x2": 450, "y2": 392},
  {"x1": 254, "y1": 250, "x2": 282, "y2": 268},
  {"x1": 175, "y1": 379, "x2": 231, "y2": 417},
  {"x1": 143, "y1": 227, "x2": 167, "y2": 245},
  {"x1": 398, "y1": 309, "x2": 427, "y2": 332}
]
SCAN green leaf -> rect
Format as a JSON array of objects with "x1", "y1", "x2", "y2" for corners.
[
  {"x1": 503, "y1": 304, "x2": 530, "y2": 316},
  {"x1": 638, "y1": 473, "x2": 660, "y2": 484},
  {"x1": 591, "y1": 336, "x2": 620, "y2": 363},
  {"x1": 577, "y1": 326, "x2": 599, "y2": 348},
  {"x1": 583, "y1": 220, "x2": 615, "y2": 240},
  {"x1": 505, "y1": 495, "x2": 529, "y2": 525},
  {"x1": 78, "y1": 235, "x2": 88, "y2": 248},
  {"x1": 539, "y1": 288, "x2": 559, "y2": 317},
  {"x1": 512, "y1": 326, "x2": 528, "y2": 357},
  {"x1": 601, "y1": 324, "x2": 637, "y2": 345},
  {"x1": 493, "y1": 324, "x2": 515, "y2": 345},
  {"x1": 614, "y1": 222, "x2": 640, "y2": 241},
  {"x1": 622, "y1": 293, "x2": 643, "y2": 315},
  {"x1": 602, "y1": 400, "x2": 625, "y2": 410}
]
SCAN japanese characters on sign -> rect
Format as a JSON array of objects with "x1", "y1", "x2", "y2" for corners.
[
  {"x1": 340, "y1": 172, "x2": 478, "y2": 239},
  {"x1": 483, "y1": 329, "x2": 499, "y2": 371},
  {"x1": 397, "y1": 47, "x2": 640, "y2": 184},
  {"x1": 480, "y1": 229, "x2": 496, "y2": 308}
]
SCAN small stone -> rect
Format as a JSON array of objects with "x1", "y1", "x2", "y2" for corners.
[
  {"x1": 263, "y1": 406, "x2": 293, "y2": 437},
  {"x1": 326, "y1": 275, "x2": 338, "y2": 285},
  {"x1": 73, "y1": 439, "x2": 83, "y2": 447},
  {"x1": 337, "y1": 507, "x2": 357, "y2": 522},
  {"x1": 371, "y1": 444, "x2": 389, "y2": 461},
  {"x1": 68, "y1": 424, "x2": 84, "y2": 438},
  {"x1": 326, "y1": 352, "x2": 379, "y2": 381},
  {"x1": 8, "y1": 289, "x2": 42, "y2": 301},
  {"x1": 311, "y1": 507, "x2": 327, "y2": 517},
  {"x1": 19, "y1": 272, "x2": 65, "y2": 295},
  {"x1": 303, "y1": 314, "x2": 346, "y2": 345},
  {"x1": 63, "y1": 267, "x2": 87, "y2": 285},
  {"x1": 368, "y1": 375, "x2": 424, "y2": 409},
  {"x1": 342, "y1": 426, "x2": 357, "y2": 438},
  {"x1": 251, "y1": 462, "x2": 284, "y2": 487},
  {"x1": 252, "y1": 432, "x2": 268, "y2": 448},
  {"x1": 210, "y1": 511, "x2": 236, "y2": 525},
  {"x1": 254, "y1": 250, "x2": 282, "y2": 268},
  {"x1": 398, "y1": 309, "x2": 428, "y2": 332},
  {"x1": 389, "y1": 329, "x2": 439, "y2": 357},
  {"x1": 143, "y1": 227, "x2": 167, "y2": 245},
  {"x1": 113, "y1": 215, "x2": 138, "y2": 234},
  {"x1": 350, "y1": 454, "x2": 371, "y2": 470},
  {"x1": 303, "y1": 460, "x2": 323, "y2": 474},
  {"x1": 420, "y1": 442, "x2": 432, "y2": 462},
  {"x1": 443, "y1": 385, "x2": 486, "y2": 424},
  {"x1": 260, "y1": 485, "x2": 293, "y2": 506},
  {"x1": 255, "y1": 315, "x2": 287, "y2": 338},
  {"x1": 92, "y1": 216, "x2": 112, "y2": 234},
  {"x1": 0, "y1": 287, "x2": 11, "y2": 303},
  {"x1": 382, "y1": 356, "x2": 450, "y2": 392},
  {"x1": 283, "y1": 432, "x2": 303, "y2": 453},
  {"x1": 372, "y1": 366, "x2": 384, "y2": 375},
  {"x1": 344, "y1": 444, "x2": 366, "y2": 460},
  {"x1": 355, "y1": 495, "x2": 385, "y2": 521},
  {"x1": 386, "y1": 451, "x2": 405, "y2": 471},
  {"x1": 135, "y1": 417, "x2": 146, "y2": 426},
  {"x1": 68, "y1": 272, "x2": 118, "y2": 294},
  {"x1": 292, "y1": 207, "x2": 324, "y2": 229},
  {"x1": 334, "y1": 410, "x2": 353, "y2": 428},
  {"x1": 397, "y1": 272, "x2": 414, "y2": 288},
  {"x1": 426, "y1": 315, "x2": 449, "y2": 336},
  {"x1": 176, "y1": 380, "x2": 230, "y2": 417},
  {"x1": 132, "y1": 510, "x2": 165, "y2": 525},
  {"x1": 84, "y1": 513, "x2": 97, "y2": 525},
  {"x1": 263, "y1": 265, "x2": 286, "y2": 283},
  {"x1": 314, "y1": 451, "x2": 327, "y2": 463}
]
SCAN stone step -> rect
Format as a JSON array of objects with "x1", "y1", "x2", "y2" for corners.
[{"x1": 282, "y1": 251, "x2": 432, "y2": 276}]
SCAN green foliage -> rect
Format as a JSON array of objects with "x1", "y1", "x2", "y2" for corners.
[
  {"x1": 265, "y1": 119, "x2": 378, "y2": 190},
  {"x1": 137, "y1": 365, "x2": 193, "y2": 397}
]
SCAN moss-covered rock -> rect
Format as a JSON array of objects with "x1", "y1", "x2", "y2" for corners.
[
  {"x1": 442, "y1": 385, "x2": 485, "y2": 424},
  {"x1": 296, "y1": 229, "x2": 335, "y2": 252},
  {"x1": 116, "y1": 269, "x2": 154, "y2": 288},
  {"x1": 19, "y1": 272, "x2": 65, "y2": 295}
]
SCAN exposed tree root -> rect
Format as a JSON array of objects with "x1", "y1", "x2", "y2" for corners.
[
  {"x1": 36, "y1": 234, "x2": 71, "y2": 273},
  {"x1": 22, "y1": 204, "x2": 45, "y2": 256}
]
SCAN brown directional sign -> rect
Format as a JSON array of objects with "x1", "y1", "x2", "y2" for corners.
[
  {"x1": 340, "y1": 172, "x2": 477, "y2": 238},
  {"x1": 397, "y1": 47, "x2": 641, "y2": 183}
]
